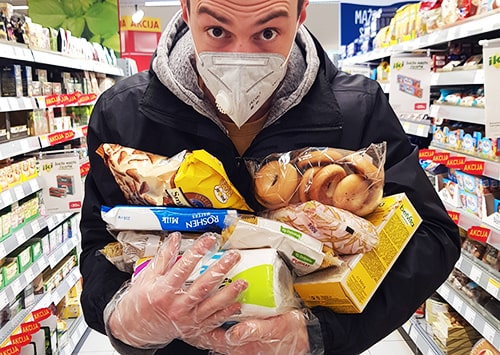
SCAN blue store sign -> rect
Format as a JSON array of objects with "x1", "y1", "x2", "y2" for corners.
[{"x1": 340, "y1": 1, "x2": 419, "y2": 46}]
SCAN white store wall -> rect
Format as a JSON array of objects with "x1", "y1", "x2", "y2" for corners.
[{"x1": 119, "y1": 3, "x2": 340, "y2": 52}]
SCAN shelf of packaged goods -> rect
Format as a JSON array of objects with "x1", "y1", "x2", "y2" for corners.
[
  {"x1": 0, "y1": 293, "x2": 51, "y2": 345},
  {"x1": 429, "y1": 104, "x2": 485, "y2": 125},
  {"x1": 442, "y1": 200, "x2": 500, "y2": 250},
  {"x1": 58, "y1": 316, "x2": 88, "y2": 355},
  {"x1": 47, "y1": 236, "x2": 79, "y2": 270},
  {"x1": 35, "y1": 94, "x2": 97, "y2": 110},
  {"x1": 431, "y1": 69, "x2": 485, "y2": 86},
  {"x1": 0, "y1": 255, "x2": 49, "y2": 310},
  {"x1": 400, "y1": 118, "x2": 431, "y2": 138},
  {"x1": 340, "y1": 10, "x2": 500, "y2": 66},
  {"x1": 0, "y1": 215, "x2": 47, "y2": 260},
  {"x1": 38, "y1": 126, "x2": 88, "y2": 148},
  {"x1": 31, "y1": 49, "x2": 123, "y2": 77},
  {"x1": 429, "y1": 145, "x2": 500, "y2": 181},
  {"x1": 437, "y1": 282, "x2": 500, "y2": 351},
  {"x1": 455, "y1": 252, "x2": 500, "y2": 302},
  {"x1": 44, "y1": 267, "x2": 81, "y2": 308},
  {"x1": 0, "y1": 178, "x2": 41, "y2": 211},
  {"x1": 45, "y1": 213, "x2": 75, "y2": 233},
  {"x1": 0, "y1": 136, "x2": 41, "y2": 161},
  {"x1": 402, "y1": 317, "x2": 445, "y2": 355}
]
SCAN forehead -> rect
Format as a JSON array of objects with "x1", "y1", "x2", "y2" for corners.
[{"x1": 189, "y1": 0, "x2": 297, "y2": 15}]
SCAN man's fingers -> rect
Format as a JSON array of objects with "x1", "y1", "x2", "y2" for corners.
[{"x1": 149, "y1": 232, "x2": 181, "y2": 276}]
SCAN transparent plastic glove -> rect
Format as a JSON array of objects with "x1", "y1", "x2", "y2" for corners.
[
  {"x1": 105, "y1": 232, "x2": 248, "y2": 349},
  {"x1": 186, "y1": 309, "x2": 324, "y2": 355}
]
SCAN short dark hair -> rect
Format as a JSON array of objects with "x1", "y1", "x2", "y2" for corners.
[{"x1": 186, "y1": 0, "x2": 305, "y2": 18}]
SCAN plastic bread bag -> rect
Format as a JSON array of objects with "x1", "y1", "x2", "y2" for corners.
[
  {"x1": 97, "y1": 143, "x2": 252, "y2": 211},
  {"x1": 100, "y1": 231, "x2": 203, "y2": 273},
  {"x1": 246, "y1": 142, "x2": 386, "y2": 216},
  {"x1": 262, "y1": 200, "x2": 379, "y2": 255},
  {"x1": 101, "y1": 205, "x2": 237, "y2": 232},
  {"x1": 221, "y1": 215, "x2": 342, "y2": 276}
]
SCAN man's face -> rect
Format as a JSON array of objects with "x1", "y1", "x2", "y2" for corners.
[{"x1": 181, "y1": 0, "x2": 307, "y2": 57}]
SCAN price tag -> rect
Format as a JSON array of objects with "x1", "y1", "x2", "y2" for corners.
[
  {"x1": 20, "y1": 139, "x2": 30, "y2": 152},
  {"x1": 15, "y1": 229, "x2": 26, "y2": 245},
  {"x1": 0, "y1": 98, "x2": 9, "y2": 112},
  {"x1": 486, "y1": 278, "x2": 500, "y2": 298},
  {"x1": 453, "y1": 297, "x2": 464, "y2": 312},
  {"x1": 62, "y1": 243, "x2": 70, "y2": 255},
  {"x1": 416, "y1": 124, "x2": 427, "y2": 137},
  {"x1": 464, "y1": 307, "x2": 476, "y2": 324},
  {"x1": 483, "y1": 323, "x2": 496, "y2": 344},
  {"x1": 456, "y1": 254, "x2": 463, "y2": 269},
  {"x1": 469, "y1": 265, "x2": 482, "y2": 283},
  {"x1": 31, "y1": 219, "x2": 40, "y2": 232},
  {"x1": 402, "y1": 122, "x2": 411, "y2": 134},
  {"x1": 439, "y1": 285, "x2": 450, "y2": 300},
  {"x1": 8, "y1": 97, "x2": 20, "y2": 111},
  {"x1": 29, "y1": 179, "x2": 40, "y2": 192},
  {"x1": 0, "y1": 243, "x2": 6, "y2": 259},
  {"x1": 48, "y1": 254, "x2": 57, "y2": 267},
  {"x1": 430, "y1": 105, "x2": 440, "y2": 118},
  {"x1": 11, "y1": 279, "x2": 22, "y2": 295},
  {"x1": 24, "y1": 268, "x2": 34, "y2": 282},
  {"x1": 22, "y1": 97, "x2": 32, "y2": 109},
  {"x1": 0, "y1": 291, "x2": 8, "y2": 308},
  {"x1": 14, "y1": 185, "x2": 24, "y2": 200},
  {"x1": 426, "y1": 349, "x2": 434, "y2": 355},
  {"x1": 2, "y1": 191, "x2": 13, "y2": 206},
  {"x1": 474, "y1": 70, "x2": 485, "y2": 84},
  {"x1": 47, "y1": 218, "x2": 55, "y2": 231},
  {"x1": 409, "y1": 326, "x2": 418, "y2": 342}
]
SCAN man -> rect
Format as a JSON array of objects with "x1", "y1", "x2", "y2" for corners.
[{"x1": 80, "y1": 0, "x2": 461, "y2": 353}]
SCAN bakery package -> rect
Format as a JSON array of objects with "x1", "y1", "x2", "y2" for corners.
[
  {"x1": 262, "y1": 200, "x2": 379, "y2": 255},
  {"x1": 247, "y1": 142, "x2": 386, "y2": 215},
  {"x1": 97, "y1": 144, "x2": 252, "y2": 211},
  {"x1": 99, "y1": 231, "x2": 202, "y2": 273},
  {"x1": 101, "y1": 205, "x2": 237, "y2": 232},
  {"x1": 221, "y1": 215, "x2": 342, "y2": 276},
  {"x1": 293, "y1": 193, "x2": 422, "y2": 313},
  {"x1": 187, "y1": 247, "x2": 300, "y2": 320}
]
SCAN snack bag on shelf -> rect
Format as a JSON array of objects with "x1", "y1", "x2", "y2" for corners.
[
  {"x1": 262, "y1": 200, "x2": 379, "y2": 255},
  {"x1": 419, "y1": 0, "x2": 443, "y2": 33},
  {"x1": 97, "y1": 143, "x2": 252, "y2": 211},
  {"x1": 246, "y1": 142, "x2": 386, "y2": 216}
]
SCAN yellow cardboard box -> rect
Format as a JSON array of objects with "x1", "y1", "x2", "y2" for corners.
[{"x1": 293, "y1": 193, "x2": 422, "y2": 313}]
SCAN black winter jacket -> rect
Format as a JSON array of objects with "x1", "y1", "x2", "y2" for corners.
[{"x1": 79, "y1": 35, "x2": 460, "y2": 354}]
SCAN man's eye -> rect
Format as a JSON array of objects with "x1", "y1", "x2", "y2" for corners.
[
  {"x1": 260, "y1": 29, "x2": 277, "y2": 41},
  {"x1": 207, "y1": 27, "x2": 225, "y2": 38}
]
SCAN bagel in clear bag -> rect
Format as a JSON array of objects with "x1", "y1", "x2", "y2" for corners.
[{"x1": 247, "y1": 142, "x2": 386, "y2": 216}]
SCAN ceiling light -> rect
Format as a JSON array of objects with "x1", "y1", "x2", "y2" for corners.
[
  {"x1": 144, "y1": 1, "x2": 181, "y2": 6},
  {"x1": 132, "y1": 4, "x2": 145, "y2": 24}
]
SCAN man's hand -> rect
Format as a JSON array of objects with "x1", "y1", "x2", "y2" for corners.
[
  {"x1": 187, "y1": 309, "x2": 311, "y2": 355},
  {"x1": 107, "y1": 232, "x2": 248, "y2": 349}
]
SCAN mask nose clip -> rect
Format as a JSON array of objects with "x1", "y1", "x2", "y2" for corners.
[{"x1": 215, "y1": 91, "x2": 233, "y2": 115}]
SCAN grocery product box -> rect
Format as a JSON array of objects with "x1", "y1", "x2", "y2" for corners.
[
  {"x1": 8, "y1": 244, "x2": 32, "y2": 273},
  {"x1": 293, "y1": 193, "x2": 422, "y2": 313},
  {"x1": 1, "y1": 258, "x2": 19, "y2": 285}
]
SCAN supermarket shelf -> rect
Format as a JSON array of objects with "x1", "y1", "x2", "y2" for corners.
[
  {"x1": 0, "y1": 215, "x2": 46, "y2": 260},
  {"x1": 47, "y1": 236, "x2": 80, "y2": 269},
  {"x1": 0, "y1": 97, "x2": 37, "y2": 113},
  {"x1": 59, "y1": 316, "x2": 88, "y2": 355},
  {"x1": 46, "y1": 213, "x2": 74, "y2": 232},
  {"x1": 0, "y1": 255, "x2": 49, "y2": 310},
  {"x1": 340, "y1": 10, "x2": 500, "y2": 66},
  {"x1": 38, "y1": 126, "x2": 88, "y2": 148},
  {"x1": 402, "y1": 317, "x2": 445, "y2": 355},
  {"x1": 455, "y1": 252, "x2": 500, "y2": 301},
  {"x1": 0, "y1": 293, "x2": 51, "y2": 345},
  {"x1": 47, "y1": 267, "x2": 81, "y2": 307},
  {"x1": 430, "y1": 145, "x2": 500, "y2": 181},
  {"x1": 400, "y1": 118, "x2": 431, "y2": 138},
  {"x1": 431, "y1": 69, "x2": 485, "y2": 86},
  {"x1": 437, "y1": 282, "x2": 500, "y2": 351},
  {"x1": 0, "y1": 41, "x2": 32, "y2": 62},
  {"x1": 429, "y1": 104, "x2": 485, "y2": 125},
  {"x1": 0, "y1": 136, "x2": 41, "y2": 160},
  {"x1": 0, "y1": 178, "x2": 41, "y2": 210},
  {"x1": 442, "y1": 200, "x2": 500, "y2": 250}
]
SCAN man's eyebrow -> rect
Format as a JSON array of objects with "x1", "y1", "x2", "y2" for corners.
[
  {"x1": 256, "y1": 10, "x2": 289, "y2": 25},
  {"x1": 197, "y1": 5, "x2": 232, "y2": 24}
]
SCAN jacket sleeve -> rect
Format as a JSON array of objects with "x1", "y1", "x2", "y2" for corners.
[
  {"x1": 312, "y1": 77, "x2": 461, "y2": 354},
  {"x1": 79, "y1": 93, "x2": 131, "y2": 335}
]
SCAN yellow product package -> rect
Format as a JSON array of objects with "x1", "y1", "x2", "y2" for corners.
[{"x1": 173, "y1": 149, "x2": 251, "y2": 211}]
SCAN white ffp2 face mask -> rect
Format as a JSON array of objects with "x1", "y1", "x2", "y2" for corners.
[{"x1": 196, "y1": 51, "x2": 288, "y2": 128}]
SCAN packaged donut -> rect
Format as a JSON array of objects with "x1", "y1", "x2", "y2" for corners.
[
  {"x1": 262, "y1": 200, "x2": 379, "y2": 255},
  {"x1": 247, "y1": 142, "x2": 386, "y2": 216},
  {"x1": 98, "y1": 144, "x2": 252, "y2": 211}
]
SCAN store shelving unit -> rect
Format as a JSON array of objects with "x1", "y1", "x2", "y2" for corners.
[
  {"x1": 0, "y1": 37, "x2": 122, "y2": 352},
  {"x1": 340, "y1": 9, "x2": 500, "y2": 355}
]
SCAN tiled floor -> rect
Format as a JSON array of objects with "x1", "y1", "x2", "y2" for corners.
[{"x1": 74, "y1": 324, "x2": 417, "y2": 355}]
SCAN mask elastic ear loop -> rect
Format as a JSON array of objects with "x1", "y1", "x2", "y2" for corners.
[{"x1": 281, "y1": 21, "x2": 301, "y2": 69}]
